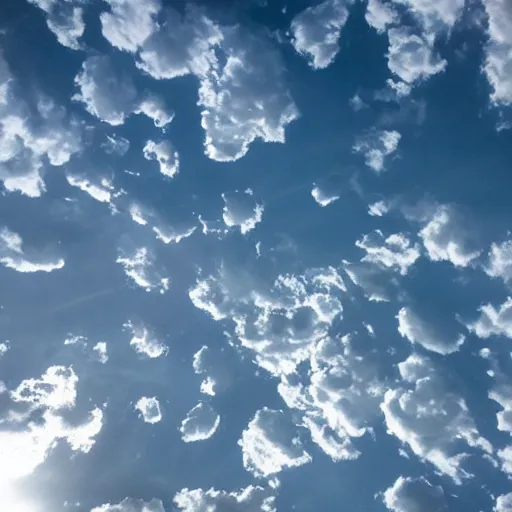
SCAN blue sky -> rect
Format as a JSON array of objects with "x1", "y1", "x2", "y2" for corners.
[{"x1": 1, "y1": 0, "x2": 512, "y2": 511}]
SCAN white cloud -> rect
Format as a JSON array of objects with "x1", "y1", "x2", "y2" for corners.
[
  {"x1": 92, "y1": 342, "x2": 109, "y2": 364},
  {"x1": 134, "y1": 96, "x2": 174, "y2": 128},
  {"x1": 483, "y1": 0, "x2": 512, "y2": 105},
  {"x1": 180, "y1": 401, "x2": 220, "y2": 442},
  {"x1": 485, "y1": 240, "x2": 512, "y2": 282},
  {"x1": 356, "y1": 230, "x2": 420, "y2": 275},
  {"x1": 0, "y1": 54, "x2": 82, "y2": 196},
  {"x1": 311, "y1": 185, "x2": 340, "y2": 207},
  {"x1": 418, "y1": 205, "x2": 482, "y2": 267},
  {"x1": 495, "y1": 493, "x2": 512, "y2": 512},
  {"x1": 0, "y1": 227, "x2": 65, "y2": 273},
  {"x1": 117, "y1": 246, "x2": 169, "y2": 293},
  {"x1": 353, "y1": 130, "x2": 401, "y2": 172},
  {"x1": 368, "y1": 200, "x2": 390, "y2": 216},
  {"x1": 467, "y1": 297, "x2": 512, "y2": 339},
  {"x1": 91, "y1": 498, "x2": 165, "y2": 512},
  {"x1": 381, "y1": 353, "x2": 492, "y2": 483},
  {"x1": 124, "y1": 320, "x2": 168, "y2": 358},
  {"x1": 135, "y1": 396, "x2": 162, "y2": 424},
  {"x1": 222, "y1": 190, "x2": 264, "y2": 234},
  {"x1": 498, "y1": 445, "x2": 512, "y2": 474},
  {"x1": 153, "y1": 225, "x2": 196, "y2": 245},
  {"x1": 393, "y1": 0, "x2": 465, "y2": 32},
  {"x1": 383, "y1": 476, "x2": 448, "y2": 512},
  {"x1": 101, "y1": 134, "x2": 130, "y2": 156},
  {"x1": 397, "y1": 307, "x2": 465, "y2": 354},
  {"x1": 387, "y1": 28, "x2": 446, "y2": 84},
  {"x1": 28, "y1": 0, "x2": 85, "y2": 50},
  {"x1": 143, "y1": 140, "x2": 179, "y2": 178},
  {"x1": 239, "y1": 407, "x2": 311, "y2": 478},
  {"x1": 290, "y1": 0, "x2": 351, "y2": 69},
  {"x1": 67, "y1": 174, "x2": 114, "y2": 203},
  {"x1": 365, "y1": 0, "x2": 399, "y2": 33},
  {"x1": 174, "y1": 485, "x2": 276, "y2": 512},
  {"x1": 344, "y1": 259, "x2": 398, "y2": 302},
  {"x1": 193, "y1": 346, "x2": 221, "y2": 396}
]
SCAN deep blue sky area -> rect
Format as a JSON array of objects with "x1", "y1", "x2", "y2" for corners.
[{"x1": 0, "y1": 0, "x2": 512, "y2": 512}]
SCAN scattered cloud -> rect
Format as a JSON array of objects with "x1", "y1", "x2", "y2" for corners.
[
  {"x1": 368, "y1": 200, "x2": 390, "y2": 216},
  {"x1": 353, "y1": 130, "x2": 401, "y2": 172},
  {"x1": 143, "y1": 140, "x2": 179, "y2": 178},
  {"x1": 101, "y1": 134, "x2": 130, "y2": 156},
  {"x1": 91, "y1": 498, "x2": 165, "y2": 512},
  {"x1": 495, "y1": 493, "x2": 512, "y2": 512},
  {"x1": 135, "y1": 396, "x2": 162, "y2": 424},
  {"x1": 124, "y1": 320, "x2": 168, "y2": 358},
  {"x1": 365, "y1": 0, "x2": 399, "y2": 33},
  {"x1": 467, "y1": 296, "x2": 512, "y2": 339},
  {"x1": 239, "y1": 407, "x2": 312, "y2": 478},
  {"x1": 67, "y1": 174, "x2": 114, "y2": 204},
  {"x1": 174, "y1": 485, "x2": 276, "y2": 512},
  {"x1": 180, "y1": 402, "x2": 220, "y2": 443},
  {"x1": 222, "y1": 190, "x2": 264, "y2": 234},
  {"x1": 92, "y1": 342, "x2": 109, "y2": 364},
  {"x1": 311, "y1": 184, "x2": 340, "y2": 207},
  {"x1": 383, "y1": 476, "x2": 448, "y2": 512},
  {"x1": 290, "y1": 0, "x2": 351, "y2": 69},
  {"x1": 485, "y1": 240, "x2": 512, "y2": 282}
]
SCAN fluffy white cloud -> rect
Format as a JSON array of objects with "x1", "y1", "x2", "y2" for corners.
[
  {"x1": 91, "y1": 498, "x2": 165, "y2": 512},
  {"x1": 117, "y1": 246, "x2": 169, "y2": 293},
  {"x1": 467, "y1": 297, "x2": 512, "y2": 339},
  {"x1": 387, "y1": 28, "x2": 446, "y2": 84},
  {"x1": 28, "y1": 0, "x2": 85, "y2": 50},
  {"x1": 397, "y1": 307, "x2": 465, "y2": 354},
  {"x1": 222, "y1": 190, "x2": 264, "y2": 234},
  {"x1": 0, "y1": 55, "x2": 82, "y2": 196},
  {"x1": 135, "y1": 396, "x2": 162, "y2": 424},
  {"x1": 92, "y1": 342, "x2": 109, "y2": 364},
  {"x1": 290, "y1": 0, "x2": 351, "y2": 69},
  {"x1": 482, "y1": 0, "x2": 512, "y2": 105},
  {"x1": 174, "y1": 485, "x2": 276, "y2": 512},
  {"x1": 239, "y1": 407, "x2": 311, "y2": 478},
  {"x1": 134, "y1": 96, "x2": 174, "y2": 128},
  {"x1": 418, "y1": 205, "x2": 482, "y2": 267},
  {"x1": 193, "y1": 345, "x2": 230, "y2": 396},
  {"x1": 383, "y1": 476, "x2": 448, "y2": 512},
  {"x1": 488, "y1": 371, "x2": 512, "y2": 435},
  {"x1": 353, "y1": 130, "x2": 401, "y2": 172},
  {"x1": 311, "y1": 184, "x2": 340, "y2": 207},
  {"x1": 381, "y1": 353, "x2": 492, "y2": 483},
  {"x1": 365, "y1": 0, "x2": 399, "y2": 33},
  {"x1": 485, "y1": 240, "x2": 512, "y2": 282},
  {"x1": 368, "y1": 200, "x2": 390, "y2": 216},
  {"x1": 67, "y1": 174, "x2": 114, "y2": 203},
  {"x1": 124, "y1": 320, "x2": 168, "y2": 358},
  {"x1": 498, "y1": 445, "x2": 512, "y2": 474},
  {"x1": 0, "y1": 227, "x2": 65, "y2": 273},
  {"x1": 143, "y1": 140, "x2": 179, "y2": 178},
  {"x1": 495, "y1": 493, "x2": 512, "y2": 512},
  {"x1": 356, "y1": 230, "x2": 420, "y2": 275},
  {"x1": 393, "y1": 0, "x2": 465, "y2": 32},
  {"x1": 180, "y1": 402, "x2": 220, "y2": 442},
  {"x1": 343, "y1": 259, "x2": 398, "y2": 302}
]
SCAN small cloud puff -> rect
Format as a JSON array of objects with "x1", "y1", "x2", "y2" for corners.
[
  {"x1": 353, "y1": 130, "x2": 401, "y2": 172},
  {"x1": 91, "y1": 498, "x2": 165, "y2": 512},
  {"x1": 174, "y1": 485, "x2": 276, "y2": 512},
  {"x1": 67, "y1": 174, "x2": 114, "y2": 204},
  {"x1": 143, "y1": 140, "x2": 179, "y2": 178},
  {"x1": 290, "y1": 0, "x2": 351, "y2": 69},
  {"x1": 311, "y1": 184, "x2": 340, "y2": 207},
  {"x1": 365, "y1": 0, "x2": 399, "y2": 33},
  {"x1": 238, "y1": 407, "x2": 311, "y2": 478},
  {"x1": 485, "y1": 240, "x2": 512, "y2": 282},
  {"x1": 135, "y1": 396, "x2": 162, "y2": 424},
  {"x1": 124, "y1": 320, "x2": 168, "y2": 358},
  {"x1": 180, "y1": 401, "x2": 220, "y2": 443},
  {"x1": 383, "y1": 476, "x2": 448, "y2": 512},
  {"x1": 222, "y1": 190, "x2": 264, "y2": 234},
  {"x1": 92, "y1": 342, "x2": 109, "y2": 364},
  {"x1": 467, "y1": 296, "x2": 512, "y2": 339},
  {"x1": 0, "y1": 227, "x2": 64, "y2": 273},
  {"x1": 495, "y1": 493, "x2": 512, "y2": 512},
  {"x1": 368, "y1": 200, "x2": 390, "y2": 216}
]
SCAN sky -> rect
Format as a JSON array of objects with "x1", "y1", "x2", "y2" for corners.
[{"x1": 0, "y1": 0, "x2": 512, "y2": 511}]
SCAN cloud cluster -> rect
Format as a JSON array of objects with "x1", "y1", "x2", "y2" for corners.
[
  {"x1": 383, "y1": 476, "x2": 448, "y2": 512},
  {"x1": 353, "y1": 130, "x2": 401, "y2": 172},
  {"x1": 222, "y1": 190, "x2": 264, "y2": 234},
  {"x1": 91, "y1": 498, "x2": 165, "y2": 512},
  {"x1": 124, "y1": 320, "x2": 168, "y2": 358},
  {"x1": 135, "y1": 396, "x2": 162, "y2": 424},
  {"x1": 180, "y1": 401, "x2": 220, "y2": 443},
  {"x1": 467, "y1": 297, "x2": 512, "y2": 339}
]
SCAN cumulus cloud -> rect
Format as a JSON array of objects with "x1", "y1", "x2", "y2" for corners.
[
  {"x1": 353, "y1": 130, "x2": 401, "y2": 172},
  {"x1": 135, "y1": 396, "x2": 162, "y2": 424},
  {"x1": 143, "y1": 140, "x2": 179, "y2": 178},
  {"x1": 397, "y1": 307, "x2": 465, "y2": 354},
  {"x1": 356, "y1": 230, "x2": 420, "y2": 275},
  {"x1": 381, "y1": 353, "x2": 492, "y2": 483},
  {"x1": 343, "y1": 259, "x2": 399, "y2": 302},
  {"x1": 467, "y1": 297, "x2": 512, "y2": 339},
  {"x1": 418, "y1": 205, "x2": 482, "y2": 267},
  {"x1": 0, "y1": 54, "x2": 82, "y2": 196},
  {"x1": 495, "y1": 493, "x2": 512, "y2": 512},
  {"x1": 91, "y1": 498, "x2": 165, "y2": 512},
  {"x1": 485, "y1": 240, "x2": 512, "y2": 282},
  {"x1": 365, "y1": 0, "x2": 399, "y2": 33},
  {"x1": 124, "y1": 320, "x2": 168, "y2": 358},
  {"x1": 28, "y1": 0, "x2": 85, "y2": 50},
  {"x1": 117, "y1": 246, "x2": 169, "y2": 293},
  {"x1": 239, "y1": 407, "x2": 311, "y2": 478},
  {"x1": 368, "y1": 200, "x2": 390, "y2": 216},
  {"x1": 67, "y1": 174, "x2": 114, "y2": 204},
  {"x1": 189, "y1": 266, "x2": 345, "y2": 376},
  {"x1": 222, "y1": 190, "x2": 264, "y2": 234},
  {"x1": 383, "y1": 476, "x2": 448, "y2": 512},
  {"x1": 387, "y1": 28, "x2": 446, "y2": 84},
  {"x1": 487, "y1": 364, "x2": 512, "y2": 435},
  {"x1": 482, "y1": 0, "x2": 512, "y2": 105},
  {"x1": 0, "y1": 227, "x2": 65, "y2": 273},
  {"x1": 311, "y1": 184, "x2": 340, "y2": 207},
  {"x1": 74, "y1": 56, "x2": 173, "y2": 128},
  {"x1": 394, "y1": 0, "x2": 465, "y2": 33},
  {"x1": 92, "y1": 342, "x2": 109, "y2": 364},
  {"x1": 193, "y1": 345, "x2": 230, "y2": 396},
  {"x1": 180, "y1": 401, "x2": 220, "y2": 442},
  {"x1": 290, "y1": 0, "x2": 351, "y2": 69},
  {"x1": 174, "y1": 485, "x2": 276, "y2": 512}
]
